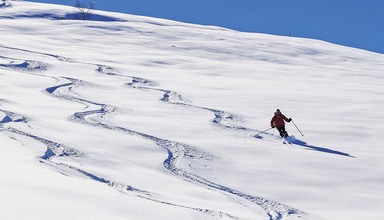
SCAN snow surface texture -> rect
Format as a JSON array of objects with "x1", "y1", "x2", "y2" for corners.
[{"x1": 1, "y1": 2, "x2": 384, "y2": 220}]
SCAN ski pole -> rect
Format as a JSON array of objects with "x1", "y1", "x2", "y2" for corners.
[
  {"x1": 255, "y1": 127, "x2": 273, "y2": 136},
  {"x1": 291, "y1": 119, "x2": 304, "y2": 136}
]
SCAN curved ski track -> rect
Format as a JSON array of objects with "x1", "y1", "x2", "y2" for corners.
[
  {"x1": 123, "y1": 76, "x2": 307, "y2": 220},
  {"x1": 81, "y1": 67, "x2": 306, "y2": 220},
  {"x1": 0, "y1": 45, "x2": 307, "y2": 220},
  {"x1": 0, "y1": 51, "x2": 239, "y2": 219}
]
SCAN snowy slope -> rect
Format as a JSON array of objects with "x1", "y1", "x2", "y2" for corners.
[{"x1": 1, "y1": 1, "x2": 384, "y2": 220}]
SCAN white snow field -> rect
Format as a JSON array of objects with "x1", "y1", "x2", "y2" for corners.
[{"x1": 1, "y1": 1, "x2": 384, "y2": 220}]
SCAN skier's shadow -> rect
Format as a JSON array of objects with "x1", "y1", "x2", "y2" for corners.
[
  {"x1": 255, "y1": 134, "x2": 354, "y2": 158},
  {"x1": 287, "y1": 137, "x2": 355, "y2": 158}
]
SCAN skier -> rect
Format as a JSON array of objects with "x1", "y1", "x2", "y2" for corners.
[{"x1": 270, "y1": 109, "x2": 292, "y2": 138}]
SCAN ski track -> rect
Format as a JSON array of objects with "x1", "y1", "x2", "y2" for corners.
[
  {"x1": 0, "y1": 45, "x2": 308, "y2": 220},
  {"x1": 0, "y1": 46, "x2": 241, "y2": 219},
  {"x1": 0, "y1": 105, "x2": 235, "y2": 219},
  {"x1": 47, "y1": 78, "x2": 239, "y2": 219},
  {"x1": 54, "y1": 78, "x2": 300, "y2": 220},
  {"x1": 126, "y1": 76, "x2": 250, "y2": 132},
  {"x1": 0, "y1": 44, "x2": 72, "y2": 62},
  {"x1": 122, "y1": 75, "x2": 307, "y2": 220},
  {"x1": 0, "y1": 59, "x2": 50, "y2": 72},
  {"x1": 68, "y1": 68, "x2": 305, "y2": 219}
]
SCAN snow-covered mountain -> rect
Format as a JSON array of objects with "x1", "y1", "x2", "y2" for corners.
[{"x1": 1, "y1": 1, "x2": 384, "y2": 220}]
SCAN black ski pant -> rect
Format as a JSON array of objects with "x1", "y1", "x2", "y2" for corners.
[{"x1": 276, "y1": 126, "x2": 288, "y2": 138}]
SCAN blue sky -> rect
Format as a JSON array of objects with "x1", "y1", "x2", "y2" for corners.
[{"x1": 27, "y1": 0, "x2": 384, "y2": 54}]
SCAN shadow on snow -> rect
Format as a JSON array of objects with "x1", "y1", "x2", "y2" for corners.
[
  {"x1": 255, "y1": 134, "x2": 354, "y2": 158},
  {"x1": 288, "y1": 137, "x2": 355, "y2": 158}
]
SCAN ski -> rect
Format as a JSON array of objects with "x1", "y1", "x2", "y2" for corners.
[{"x1": 283, "y1": 140, "x2": 292, "y2": 144}]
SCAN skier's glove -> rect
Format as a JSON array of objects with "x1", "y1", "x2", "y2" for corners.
[
  {"x1": 289, "y1": 118, "x2": 292, "y2": 122},
  {"x1": 271, "y1": 125, "x2": 275, "y2": 128}
]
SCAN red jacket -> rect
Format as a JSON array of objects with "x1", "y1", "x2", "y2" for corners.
[{"x1": 271, "y1": 113, "x2": 290, "y2": 128}]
